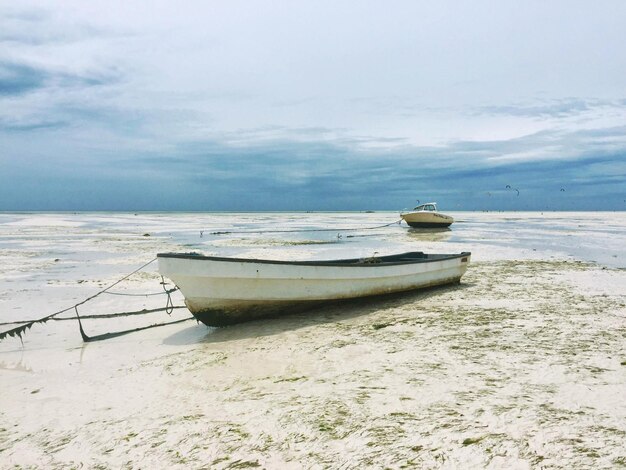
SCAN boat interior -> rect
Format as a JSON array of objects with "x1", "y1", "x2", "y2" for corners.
[{"x1": 157, "y1": 251, "x2": 470, "y2": 266}]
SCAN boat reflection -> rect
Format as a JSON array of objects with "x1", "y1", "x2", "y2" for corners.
[{"x1": 405, "y1": 227, "x2": 452, "y2": 242}]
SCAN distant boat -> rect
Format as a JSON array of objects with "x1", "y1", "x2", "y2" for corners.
[
  {"x1": 400, "y1": 202, "x2": 454, "y2": 228},
  {"x1": 158, "y1": 251, "x2": 471, "y2": 326}
]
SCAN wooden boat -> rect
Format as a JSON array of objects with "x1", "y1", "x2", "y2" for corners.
[
  {"x1": 157, "y1": 251, "x2": 471, "y2": 326},
  {"x1": 401, "y1": 202, "x2": 454, "y2": 228}
]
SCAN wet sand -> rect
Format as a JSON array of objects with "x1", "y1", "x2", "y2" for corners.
[{"x1": 1, "y1": 212, "x2": 625, "y2": 469}]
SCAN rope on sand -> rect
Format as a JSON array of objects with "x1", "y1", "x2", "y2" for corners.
[
  {"x1": 210, "y1": 219, "x2": 403, "y2": 235},
  {"x1": 0, "y1": 305, "x2": 188, "y2": 326},
  {"x1": 0, "y1": 258, "x2": 186, "y2": 344},
  {"x1": 75, "y1": 306, "x2": 195, "y2": 342}
]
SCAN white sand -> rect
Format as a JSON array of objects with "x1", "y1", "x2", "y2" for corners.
[{"x1": 1, "y1": 212, "x2": 625, "y2": 469}]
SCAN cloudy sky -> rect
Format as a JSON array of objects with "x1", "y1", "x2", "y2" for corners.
[{"x1": 1, "y1": 1, "x2": 625, "y2": 211}]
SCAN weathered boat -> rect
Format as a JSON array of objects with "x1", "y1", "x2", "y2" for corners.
[
  {"x1": 157, "y1": 251, "x2": 471, "y2": 326},
  {"x1": 401, "y1": 202, "x2": 454, "y2": 228}
]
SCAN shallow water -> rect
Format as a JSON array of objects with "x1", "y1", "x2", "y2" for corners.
[{"x1": 1, "y1": 211, "x2": 624, "y2": 268}]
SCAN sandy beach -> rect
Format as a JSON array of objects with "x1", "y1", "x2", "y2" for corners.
[{"x1": 1, "y1": 212, "x2": 625, "y2": 469}]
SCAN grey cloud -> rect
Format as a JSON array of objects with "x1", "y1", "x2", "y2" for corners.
[
  {"x1": 0, "y1": 62, "x2": 47, "y2": 96},
  {"x1": 0, "y1": 8, "x2": 122, "y2": 46},
  {"x1": 0, "y1": 60, "x2": 121, "y2": 96},
  {"x1": 2, "y1": 10, "x2": 50, "y2": 22},
  {"x1": 475, "y1": 98, "x2": 622, "y2": 119},
  {"x1": 3, "y1": 125, "x2": 625, "y2": 210},
  {"x1": 101, "y1": 123, "x2": 626, "y2": 210},
  {"x1": 0, "y1": 102, "x2": 137, "y2": 137},
  {"x1": 0, "y1": 118, "x2": 68, "y2": 132}
]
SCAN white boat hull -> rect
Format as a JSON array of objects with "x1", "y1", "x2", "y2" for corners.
[
  {"x1": 158, "y1": 251, "x2": 470, "y2": 326},
  {"x1": 401, "y1": 211, "x2": 454, "y2": 228}
]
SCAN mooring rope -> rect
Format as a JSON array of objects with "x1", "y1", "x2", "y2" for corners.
[
  {"x1": 0, "y1": 306, "x2": 188, "y2": 326},
  {"x1": 210, "y1": 219, "x2": 403, "y2": 235},
  {"x1": 73, "y1": 305, "x2": 195, "y2": 342},
  {"x1": 0, "y1": 258, "x2": 160, "y2": 343},
  {"x1": 70, "y1": 272, "x2": 183, "y2": 341},
  {"x1": 161, "y1": 275, "x2": 174, "y2": 315},
  {"x1": 76, "y1": 315, "x2": 196, "y2": 342},
  {"x1": 103, "y1": 288, "x2": 177, "y2": 297}
]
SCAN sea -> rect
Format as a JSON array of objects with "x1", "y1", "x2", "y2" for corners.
[{"x1": 1, "y1": 210, "x2": 624, "y2": 269}]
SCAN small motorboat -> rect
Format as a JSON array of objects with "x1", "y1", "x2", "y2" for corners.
[
  {"x1": 157, "y1": 251, "x2": 471, "y2": 326},
  {"x1": 400, "y1": 202, "x2": 454, "y2": 228}
]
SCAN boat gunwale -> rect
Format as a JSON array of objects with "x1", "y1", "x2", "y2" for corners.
[{"x1": 157, "y1": 251, "x2": 471, "y2": 267}]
